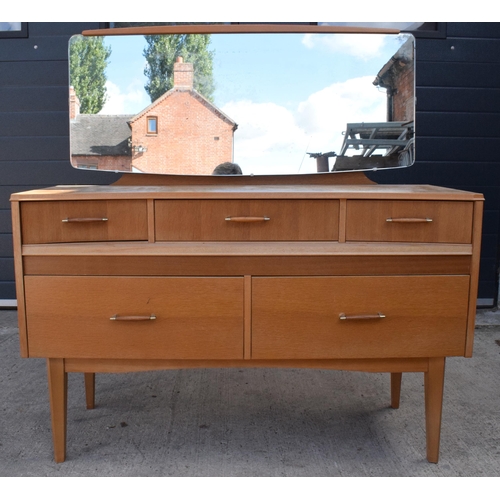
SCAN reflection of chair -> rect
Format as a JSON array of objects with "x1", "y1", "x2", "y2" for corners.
[{"x1": 338, "y1": 121, "x2": 414, "y2": 158}]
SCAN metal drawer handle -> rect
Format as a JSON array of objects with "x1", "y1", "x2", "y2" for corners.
[
  {"x1": 62, "y1": 217, "x2": 109, "y2": 223},
  {"x1": 110, "y1": 314, "x2": 157, "y2": 321},
  {"x1": 339, "y1": 313, "x2": 386, "y2": 320},
  {"x1": 225, "y1": 216, "x2": 271, "y2": 222},
  {"x1": 386, "y1": 218, "x2": 432, "y2": 223}
]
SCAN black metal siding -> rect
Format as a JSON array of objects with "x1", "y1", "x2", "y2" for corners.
[
  {"x1": 1, "y1": 22, "x2": 499, "y2": 305},
  {"x1": 370, "y1": 22, "x2": 500, "y2": 304},
  {"x1": 0, "y1": 22, "x2": 119, "y2": 300}
]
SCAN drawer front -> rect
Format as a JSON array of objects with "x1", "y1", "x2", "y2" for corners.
[
  {"x1": 252, "y1": 276, "x2": 470, "y2": 359},
  {"x1": 155, "y1": 200, "x2": 339, "y2": 241},
  {"x1": 25, "y1": 276, "x2": 244, "y2": 359},
  {"x1": 346, "y1": 200, "x2": 473, "y2": 243},
  {"x1": 21, "y1": 200, "x2": 148, "y2": 244}
]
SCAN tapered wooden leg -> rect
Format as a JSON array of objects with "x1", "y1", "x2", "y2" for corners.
[
  {"x1": 47, "y1": 358, "x2": 67, "y2": 463},
  {"x1": 84, "y1": 373, "x2": 95, "y2": 409},
  {"x1": 390, "y1": 373, "x2": 402, "y2": 409},
  {"x1": 424, "y1": 357, "x2": 446, "y2": 463}
]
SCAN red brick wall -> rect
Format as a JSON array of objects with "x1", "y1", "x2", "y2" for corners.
[
  {"x1": 130, "y1": 90, "x2": 234, "y2": 175},
  {"x1": 72, "y1": 155, "x2": 131, "y2": 171},
  {"x1": 393, "y1": 62, "x2": 414, "y2": 122}
]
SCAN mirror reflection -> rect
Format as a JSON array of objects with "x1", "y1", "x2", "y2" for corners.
[{"x1": 69, "y1": 32, "x2": 415, "y2": 176}]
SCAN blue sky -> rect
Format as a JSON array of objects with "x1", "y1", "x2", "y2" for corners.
[{"x1": 78, "y1": 32, "x2": 413, "y2": 174}]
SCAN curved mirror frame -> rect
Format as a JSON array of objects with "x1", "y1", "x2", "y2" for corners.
[{"x1": 69, "y1": 25, "x2": 415, "y2": 176}]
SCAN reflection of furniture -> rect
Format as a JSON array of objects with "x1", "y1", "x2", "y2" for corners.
[
  {"x1": 335, "y1": 121, "x2": 414, "y2": 171},
  {"x1": 11, "y1": 178, "x2": 483, "y2": 463}
]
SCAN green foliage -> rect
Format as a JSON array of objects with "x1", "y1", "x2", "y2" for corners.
[
  {"x1": 143, "y1": 34, "x2": 215, "y2": 102},
  {"x1": 69, "y1": 36, "x2": 111, "y2": 114}
]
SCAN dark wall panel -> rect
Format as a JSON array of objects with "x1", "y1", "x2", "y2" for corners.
[
  {"x1": 446, "y1": 22, "x2": 500, "y2": 38},
  {"x1": 0, "y1": 36, "x2": 72, "y2": 62},
  {"x1": 0, "y1": 61, "x2": 69, "y2": 86},
  {"x1": 416, "y1": 61, "x2": 500, "y2": 88},
  {"x1": 0, "y1": 87, "x2": 68, "y2": 112},
  {"x1": 0, "y1": 22, "x2": 119, "y2": 300},
  {"x1": 0, "y1": 112, "x2": 69, "y2": 136},
  {"x1": 371, "y1": 22, "x2": 500, "y2": 304},
  {"x1": 0, "y1": 210, "x2": 12, "y2": 233},
  {"x1": 416, "y1": 138, "x2": 500, "y2": 162},
  {"x1": 1, "y1": 137, "x2": 70, "y2": 161},
  {"x1": 0, "y1": 235, "x2": 13, "y2": 258},
  {"x1": 1, "y1": 161, "x2": 119, "y2": 185},
  {"x1": 417, "y1": 88, "x2": 500, "y2": 113},
  {"x1": 417, "y1": 112, "x2": 500, "y2": 138},
  {"x1": 1, "y1": 22, "x2": 500, "y2": 304},
  {"x1": 0, "y1": 259, "x2": 14, "y2": 281},
  {"x1": 0, "y1": 283, "x2": 15, "y2": 301},
  {"x1": 416, "y1": 38, "x2": 500, "y2": 63}
]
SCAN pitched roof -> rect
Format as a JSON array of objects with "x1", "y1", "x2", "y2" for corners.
[
  {"x1": 129, "y1": 88, "x2": 238, "y2": 131},
  {"x1": 70, "y1": 114, "x2": 134, "y2": 156}
]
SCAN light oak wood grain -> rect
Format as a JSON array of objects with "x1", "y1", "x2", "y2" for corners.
[
  {"x1": 25, "y1": 276, "x2": 244, "y2": 359},
  {"x1": 425, "y1": 357, "x2": 446, "y2": 463},
  {"x1": 10, "y1": 183, "x2": 484, "y2": 464},
  {"x1": 21, "y1": 200, "x2": 148, "y2": 244},
  {"x1": 252, "y1": 276, "x2": 470, "y2": 359},
  {"x1": 155, "y1": 200, "x2": 339, "y2": 241},
  {"x1": 22, "y1": 255, "x2": 472, "y2": 277},
  {"x1": 47, "y1": 358, "x2": 67, "y2": 463},
  {"x1": 346, "y1": 200, "x2": 474, "y2": 243}
]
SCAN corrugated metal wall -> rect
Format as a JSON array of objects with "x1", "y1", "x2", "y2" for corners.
[
  {"x1": 0, "y1": 23, "x2": 119, "y2": 304},
  {"x1": 370, "y1": 23, "x2": 500, "y2": 305},
  {"x1": 1, "y1": 22, "x2": 499, "y2": 305}
]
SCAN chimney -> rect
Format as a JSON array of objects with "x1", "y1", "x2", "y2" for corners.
[
  {"x1": 69, "y1": 86, "x2": 80, "y2": 119},
  {"x1": 173, "y1": 56, "x2": 194, "y2": 89}
]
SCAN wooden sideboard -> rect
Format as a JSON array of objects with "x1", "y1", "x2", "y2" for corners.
[{"x1": 10, "y1": 180, "x2": 484, "y2": 463}]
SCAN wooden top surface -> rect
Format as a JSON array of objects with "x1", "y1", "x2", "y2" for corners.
[
  {"x1": 22, "y1": 241, "x2": 473, "y2": 257},
  {"x1": 11, "y1": 184, "x2": 484, "y2": 202}
]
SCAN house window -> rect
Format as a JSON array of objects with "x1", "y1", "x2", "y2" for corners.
[
  {"x1": 0, "y1": 22, "x2": 28, "y2": 38},
  {"x1": 147, "y1": 117, "x2": 158, "y2": 135}
]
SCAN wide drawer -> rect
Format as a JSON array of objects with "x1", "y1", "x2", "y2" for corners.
[
  {"x1": 252, "y1": 276, "x2": 470, "y2": 359},
  {"x1": 21, "y1": 200, "x2": 148, "y2": 244},
  {"x1": 155, "y1": 200, "x2": 339, "y2": 241},
  {"x1": 24, "y1": 276, "x2": 244, "y2": 359},
  {"x1": 345, "y1": 200, "x2": 473, "y2": 243}
]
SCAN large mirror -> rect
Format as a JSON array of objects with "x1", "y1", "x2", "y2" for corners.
[{"x1": 69, "y1": 28, "x2": 415, "y2": 176}]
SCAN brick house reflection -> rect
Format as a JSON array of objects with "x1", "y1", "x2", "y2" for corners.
[{"x1": 70, "y1": 57, "x2": 238, "y2": 175}]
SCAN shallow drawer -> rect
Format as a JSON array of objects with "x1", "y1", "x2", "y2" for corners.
[
  {"x1": 345, "y1": 200, "x2": 473, "y2": 243},
  {"x1": 155, "y1": 200, "x2": 339, "y2": 241},
  {"x1": 21, "y1": 200, "x2": 148, "y2": 244},
  {"x1": 252, "y1": 276, "x2": 470, "y2": 359},
  {"x1": 25, "y1": 276, "x2": 244, "y2": 359}
]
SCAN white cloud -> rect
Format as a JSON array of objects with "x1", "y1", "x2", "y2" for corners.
[
  {"x1": 302, "y1": 33, "x2": 388, "y2": 60},
  {"x1": 222, "y1": 75, "x2": 387, "y2": 174},
  {"x1": 296, "y1": 75, "x2": 387, "y2": 152},
  {"x1": 99, "y1": 80, "x2": 148, "y2": 115},
  {"x1": 222, "y1": 100, "x2": 312, "y2": 173}
]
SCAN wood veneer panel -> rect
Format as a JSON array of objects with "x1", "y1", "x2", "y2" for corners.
[
  {"x1": 252, "y1": 276, "x2": 470, "y2": 359},
  {"x1": 10, "y1": 201, "x2": 28, "y2": 356},
  {"x1": 465, "y1": 199, "x2": 484, "y2": 356},
  {"x1": 25, "y1": 276, "x2": 244, "y2": 359},
  {"x1": 155, "y1": 200, "x2": 339, "y2": 241},
  {"x1": 20, "y1": 200, "x2": 148, "y2": 244},
  {"x1": 22, "y1": 255, "x2": 471, "y2": 276},
  {"x1": 11, "y1": 184, "x2": 484, "y2": 202},
  {"x1": 346, "y1": 200, "x2": 474, "y2": 243},
  {"x1": 65, "y1": 357, "x2": 429, "y2": 373}
]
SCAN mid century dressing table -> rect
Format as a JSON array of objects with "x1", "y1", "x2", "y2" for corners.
[{"x1": 10, "y1": 24, "x2": 484, "y2": 463}]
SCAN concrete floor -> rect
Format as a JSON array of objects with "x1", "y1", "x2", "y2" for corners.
[{"x1": 1, "y1": 308, "x2": 499, "y2": 477}]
